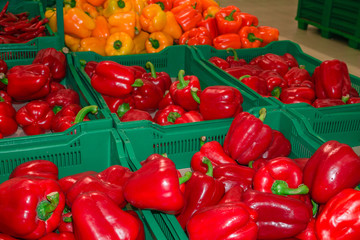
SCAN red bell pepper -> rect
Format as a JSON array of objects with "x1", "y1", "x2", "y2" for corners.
[
  {"x1": 193, "y1": 85, "x2": 243, "y2": 120},
  {"x1": 141, "y1": 62, "x2": 171, "y2": 94},
  {"x1": 312, "y1": 98, "x2": 347, "y2": 108},
  {"x1": 0, "y1": 98, "x2": 17, "y2": 138},
  {"x1": 213, "y1": 163, "x2": 255, "y2": 192},
  {"x1": 177, "y1": 159, "x2": 225, "y2": 229},
  {"x1": 58, "y1": 171, "x2": 97, "y2": 194},
  {"x1": 284, "y1": 66, "x2": 312, "y2": 88},
  {"x1": 208, "y1": 56, "x2": 230, "y2": 70},
  {"x1": 0, "y1": 177, "x2": 65, "y2": 239},
  {"x1": 158, "y1": 90, "x2": 174, "y2": 109},
  {"x1": 9, "y1": 160, "x2": 58, "y2": 181},
  {"x1": 347, "y1": 97, "x2": 360, "y2": 104},
  {"x1": 258, "y1": 70, "x2": 288, "y2": 97},
  {"x1": 0, "y1": 90, "x2": 11, "y2": 104},
  {"x1": 315, "y1": 188, "x2": 360, "y2": 240},
  {"x1": 239, "y1": 75, "x2": 268, "y2": 96},
  {"x1": 256, "y1": 53, "x2": 290, "y2": 77},
  {"x1": 124, "y1": 153, "x2": 189, "y2": 214},
  {"x1": 213, "y1": 33, "x2": 242, "y2": 49},
  {"x1": 223, "y1": 108, "x2": 273, "y2": 165},
  {"x1": 45, "y1": 89, "x2": 80, "y2": 113},
  {"x1": 239, "y1": 12, "x2": 259, "y2": 28},
  {"x1": 279, "y1": 87, "x2": 316, "y2": 105},
  {"x1": 169, "y1": 70, "x2": 201, "y2": 111},
  {"x1": 239, "y1": 26, "x2": 263, "y2": 48},
  {"x1": 303, "y1": 140, "x2": 360, "y2": 204},
  {"x1": 50, "y1": 104, "x2": 81, "y2": 130},
  {"x1": 83, "y1": 61, "x2": 98, "y2": 78},
  {"x1": 257, "y1": 26, "x2": 279, "y2": 47},
  {"x1": 282, "y1": 53, "x2": 299, "y2": 68},
  {"x1": 186, "y1": 202, "x2": 258, "y2": 240},
  {"x1": 95, "y1": 165, "x2": 133, "y2": 187},
  {"x1": 118, "y1": 105, "x2": 154, "y2": 122},
  {"x1": 32, "y1": 48, "x2": 67, "y2": 82},
  {"x1": 131, "y1": 79, "x2": 163, "y2": 112},
  {"x1": 3, "y1": 64, "x2": 51, "y2": 101},
  {"x1": 174, "y1": 110, "x2": 203, "y2": 124},
  {"x1": 218, "y1": 185, "x2": 244, "y2": 204},
  {"x1": 172, "y1": 5, "x2": 202, "y2": 32},
  {"x1": 242, "y1": 189, "x2": 312, "y2": 239},
  {"x1": 58, "y1": 211, "x2": 73, "y2": 233},
  {"x1": 16, "y1": 100, "x2": 55, "y2": 135},
  {"x1": 215, "y1": 6, "x2": 242, "y2": 34},
  {"x1": 0, "y1": 233, "x2": 18, "y2": 240},
  {"x1": 49, "y1": 82, "x2": 66, "y2": 94},
  {"x1": 91, "y1": 61, "x2": 138, "y2": 98},
  {"x1": 260, "y1": 129, "x2": 291, "y2": 159},
  {"x1": 196, "y1": 17, "x2": 218, "y2": 40},
  {"x1": 102, "y1": 94, "x2": 134, "y2": 113},
  {"x1": 178, "y1": 27, "x2": 212, "y2": 46},
  {"x1": 147, "y1": 0, "x2": 172, "y2": 11},
  {"x1": 153, "y1": 104, "x2": 186, "y2": 125},
  {"x1": 225, "y1": 64, "x2": 263, "y2": 79},
  {"x1": 72, "y1": 191, "x2": 141, "y2": 240},
  {"x1": 39, "y1": 232, "x2": 75, "y2": 240},
  {"x1": 225, "y1": 48, "x2": 247, "y2": 68},
  {"x1": 191, "y1": 137, "x2": 236, "y2": 174}
]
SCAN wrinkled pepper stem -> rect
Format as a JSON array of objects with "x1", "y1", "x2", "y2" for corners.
[
  {"x1": 37, "y1": 192, "x2": 60, "y2": 221},
  {"x1": 271, "y1": 86, "x2": 282, "y2": 98},
  {"x1": 132, "y1": 79, "x2": 144, "y2": 87},
  {"x1": 74, "y1": 105, "x2": 98, "y2": 124},
  {"x1": 239, "y1": 75, "x2": 251, "y2": 81},
  {"x1": 258, "y1": 108, "x2": 267, "y2": 122},
  {"x1": 342, "y1": 95, "x2": 350, "y2": 103},
  {"x1": 271, "y1": 180, "x2": 309, "y2": 195},
  {"x1": 224, "y1": 10, "x2": 235, "y2": 21},
  {"x1": 248, "y1": 160, "x2": 254, "y2": 168},
  {"x1": 311, "y1": 199, "x2": 318, "y2": 216},
  {"x1": 248, "y1": 33, "x2": 263, "y2": 42},
  {"x1": 179, "y1": 171, "x2": 192, "y2": 185},
  {"x1": 117, "y1": 103, "x2": 130, "y2": 118},
  {"x1": 177, "y1": 70, "x2": 190, "y2": 90},
  {"x1": 113, "y1": 40, "x2": 122, "y2": 50},
  {"x1": 117, "y1": 0, "x2": 125, "y2": 8},
  {"x1": 167, "y1": 112, "x2": 182, "y2": 123},
  {"x1": 0, "y1": 73, "x2": 8, "y2": 85},
  {"x1": 149, "y1": 38, "x2": 160, "y2": 49},
  {"x1": 199, "y1": 136, "x2": 206, "y2": 147},
  {"x1": 202, "y1": 157, "x2": 214, "y2": 177},
  {"x1": 53, "y1": 106, "x2": 62, "y2": 114},
  {"x1": 226, "y1": 48, "x2": 239, "y2": 61},
  {"x1": 145, "y1": 62, "x2": 157, "y2": 78},
  {"x1": 191, "y1": 87, "x2": 200, "y2": 103}
]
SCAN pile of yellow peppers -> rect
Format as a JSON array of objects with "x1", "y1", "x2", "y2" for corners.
[{"x1": 46, "y1": 0, "x2": 200, "y2": 56}]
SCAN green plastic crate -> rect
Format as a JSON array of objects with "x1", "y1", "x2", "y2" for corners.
[
  {"x1": 71, "y1": 45, "x2": 277, "y2": 129},
  {"x1": 118, "y1": 106, "x2": 325, "y2": 240}
]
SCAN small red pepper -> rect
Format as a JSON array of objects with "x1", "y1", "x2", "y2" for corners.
[
  {"x1": 172, "y1": 5, "x2": 202, "y2": 32},
  {"x1": 260, "y1": 129, "x2": 291, "y2": 159},
  {"x1": 102, "y1": 94, "x2": 134, "y2": 113},
  {"x1": 225, "y1": 64, "x2": 263, "y2": 79},
  {"x1": 225, "y1": 48, "x2": 247, "y2": 68},
  {"x1": 256, "y1": 53, "x2": 290, "y2": 77},
  {"x1": 39, "y1": 232, "x2": 75, "y2": 240},
  {"x1": 9, "y1": 160, "x2": 58, "y2": 181},
  {"x1": 280, "y1": 87, "x2": 316, "y2": 105},
  {"x1": 284, "y1": 66, "x2": 312, "y2": 87},
  {"x1": 239, "y1": 12, "x2": 259, "y2": 28},
  {"x1": 45, "y1": 89, "x2": 80, "y2": 113},
  {"x1": 178, "y1": 26, "x2": 212, "y2": 46},
  {"x1": 158, "y1": 90, "x2": 174, "y2": 109},
  {"x1": 196, "y1": 17, "x2": 218, "y2": 40},
  {"x1": 238, "y1": 26, "x2": 263, "y2": 48},
  {"x1": 58, "y1": 171, "x2": 97, "y2": 194},
  {"x1": 0, "y1": 97, "x2": 17, "y2": 138},
  {"x1": 239, "y1": 75, "x2": 268, "y2": 96},
  {"x1": 215, "y1": 6, "x2": 242, "y2": 34},
  {"x1": 131, "y1": 79, "x2": 163, "y2": 112},
  {"x1": 312, "y1": 98, "x2": 346, "y2": 108},
  {"x1": 218, "y1": 185, "x2": 244, "y2": 204},
  {"x1": 154, "y1": 104, "x2": 186, "y2": 125},
  {"x1": 174, "y1": 110, "x2": 203, "y2": 124},
  {"x1": 32, "y1": 48, "x2": 67, "y2": 82},
  {"x1": 208, "y1": 56, "x2": 230, "y2": 70},
  {"x1": 213, "y1": 33, "x2": 242, "y2": 49},
  {"x1": 118, "y1": 105, "x2": 154, "y2": 122},
  {"x1": 82, "y1": 61, "x2": 98, "y2": 78},
  {"x1": 213, "y1": 164, "x2": 255, "y2": 192},
  {"x1": 141, "y1": 62, "x2": 171, "y2": 94},
  {"x1": 172, "y1": 0, "x2": 202, "y2": 13}
]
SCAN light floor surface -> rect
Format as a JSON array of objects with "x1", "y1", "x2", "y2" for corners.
[{"x1": 221, "y1": 0, "x2": 360, "y2": 76}]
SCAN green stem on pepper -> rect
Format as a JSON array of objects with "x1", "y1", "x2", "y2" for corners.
[
  {"x1": 226, "y1": 48, "x2": 239, "y2": 61},
  {"x1": 271, "y1": 180, "x2": 309, "y2": 195},
  {"x1": 37, "y1": 192, "x2": 60, "y2": 221},
  {"x1": 179, "y1": 171, "x2": 192, "y2": 185},
  {"x1": 176, "y1": 70, "x2": 190, "y2": 90},
  {"x1": 145, "y1": 62, "x2": 157, "y2": 78},
  {"x1": 202, "y1": 157, "x2": 214, "y2": 177},
  {"x1": 73, "y1": 105, "x2": 98, "y2": 124},
  {"x1": 117, "y1": 103, "x2": 130, "y2": 118}
]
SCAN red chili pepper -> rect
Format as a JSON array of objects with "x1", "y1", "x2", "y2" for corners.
[
  {"x1": 72, "y1": 191, "x2": 141, "y2": 240},
  {"x1": 213, "y1": 164, "x2": 255, "y2": 192},
  {"x1": 0, "y1": 177, "x2": 65, "y2": 239},
  {"x1": 154, "y1": 104, "x2": 186, "y2": 125},
  {"x1": 208, "y1": 56, "x2": 230, "y2": 70},
  {"x1": 215, "y1": 6, "x2": 242, "y2": 34},
  {"x1": 256, "y1": 53, "x2": 290, "y2": 77},
  {"x1": 83, "y1": 61, "x2": 98, "y2": 78},
  {"x1": 239, "y1": 12, "x2": 259, "y2": 28},
  {"x1": 258, "y1": 70, "x2": 288, "y2": 97},
  {"x1": 172, "y1": 5, "x2": 202, "y2": 32},
  {"x1": 0, "y1": 98, "x2": 17, "y2": 137},
  {"x1": 174, "y1": 110, "x2": 203, "y2": 124},
  {"x1": 315, "y1": 189, "x2": 360, "y2": 239},
  {"x1": 282, "y1": 53, "x2": 299, "y2": 68},
  {"x1": 225, "y1": 64, "x2": 263, "y2": 79},
  {"x1": 260, "y1": 129, "x2": 291, "y2": 159},
  {"x1": 91, "y1": 61, "x2": 137, "y2": 98},
  {"x1": 45, "y1": 89, "x2": 80, "y2": 113},
  {"x1": 0, "y1": 2, "x2": 9, "y2": 19},
  {"x1": 218, "y1": 185, "x2": 244, "y2": 204},
  {"x1": 3, "y1": 64, "x2": 51, "y2": 101},
  {"x1": 32, "y1": 48, "x2": 67, "y2": 82},
  {"x1": 102, "y1": 94, "x2": 134, "y2": 113},
  {"x1": 242, "y1": 189, "x2": 312, "y2": 239},
  {"x1": 284, "y1": 66, "x2": 312, "y2": 87},
  {"x1": 196, "y1": 17, "x2": 218, "y2": 40},
  {"x1": 9, "y1": 160, "x2": 58, "y2": 181},
  {"x1": 303, "y1": 140, "x2": 360, "y2": 204},
  {"x1": 213, "y1": 33, "x2": 242, "y2": 49},
  {"x1": 141, "y1": 62, "x2": 171, "y2": 94},
  {"x1": 193, "y1": 85, "x2": 243, "y2": 120},
  {"x1": 238, "y1": 26, "x2": 263, "y2": 48},
  {"x1": 119, "y1": 107, "x2": 154, "y2": 122},
  {"x1": 191, "y1": 137, "x2": 236, "y2": 174},
  {"x1": 58, "y1": 211, "x2": 73, "y2": 233},
  {"x1": 147, "y1": 0, "x2": 172, "y2": 11},
  {"x1": 38, "y1": 232, "x2": 75, "y2": 240},
  {"x1": 223, "y1": 108, "x2": 273, "y2": 165},
  {"x1": 239, "y1": 75, "x2": 268, "y2": 96},
  {"x1": 158, "y1": 90, "x2": 174, "y2": 109},
  {"x1": 312, "y1": 98, "x2": 346, "y2": 108},
  {"x1": 177, "y1": 159, "x2": 224, "y2": 229},
  {"x1": 169, "y1": 70, "x2": 201, "y2": 111},
  {"x1": 15, "y1": 100, "x2": 55, "y2": 135},
  {"x1": 225, "y1": 48, "x2": 247, "y2": 68},
  {"x1": 131, "y1": 79, "x2": 163, "y2": 112},
  {"x1": 186, "y1": 202, "x2": 258, "y2": 240},
  {"x1": 58, "y1": 171, "x2": 97, "y2": 194},
  {"x1": 178, "y1": 26, "x2": 212, "y2": 46},
  {"x1": 280, "y1": 87, "x2": 316, "y2": 105}
]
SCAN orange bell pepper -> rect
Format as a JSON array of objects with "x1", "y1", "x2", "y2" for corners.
[
  {"x1": 105, "y1": 32, "x2": 135, "y2": 56},
  {"x1": 133, "y1": 31, "x2": 150, "y2": 54},
  {"x1": 213, "y1": 33, "x2": 241, "y2": 49},
  {"x1": 200, "y1": 0, "x2": 219, "y2": 11},
  {"x1": 108, "y1": 12, "x2": 141, "y2": 38},
  {"x1": 132, "y1": 0, "x2": 148, "y2": 14},
  {"x1": 92, "y1": 16, "x2": 110, "y2": 38},
  {"x1": 147, "y1": 0, "x2": 172, "y2": 11},
  {"x1": 203, "y1": 5, "x2": 220, "y2": 19},
  {"x1": 65, "y1": 34, "x2": 81, "y2": 52},
  {"x1": 162, "y1": 11, "x2": 182, "y2": 40},
  {"x1": 173, "y1": 0, "x2": 202, "y2": 13},
  {"x1": 86, "y1": 0, "x2": 106, "y2": 6},
  {"x1": 145, "y1": 32, "x2": 173, "y2": 53},
  {"x1": 239, "y1": 26, "x2": 263, "y2": 48},
  {"x1": 257, "y1": 26, "x2": 279, "y2": 47},
  {"x1": 82, "y1": 3, "x2": 99, "y2": 18},
  {"x1": 64, "y1": 8, "x2": 96, "y2": 39},
  {"x1": 103, "y1": 0, "x2": 133, "y2": 18},
  {"x1": 79, "y1": 37, "x2": 107, "y2": 55},
  {"x1": 140, "y1": 4, "x2": 167, "y2": 33}
]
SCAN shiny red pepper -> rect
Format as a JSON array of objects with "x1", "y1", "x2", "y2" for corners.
[
  {"x1": 95, "y1": 165, "x2": 133, "y2": 187},
  {"x1": 58, "y1": 171, "x2": 97, "y2": 194},
  {"x1": 172, "y1": 0, "x2": 202, "y2": 13},
  {"x1": 172, "y1": 5, "x2": 202, "y2": 32},
  {"x1": 16, "y1": 100, "x2": 55, "y2": 135},
  {"x1": 213, "y1": 33, "x2": 242, "y2": 49},
  {"x1": 218, "y1": 185, "x2": 244, "y2": 204},
  {"x1": 154, "y1": 104, "x2": 186, "y2": 125},
  {"x1": 0, "y1": 98, "x2": 17, "y2": 138},
  {"x1": 0, "y1": 177, "x2": 65, "y2": 239},
  {"x1": 83, "y1": 61, "x2": 98, "y2": 78},
  {"x1": 223, "y1": 108, "x2": 273, "y2": 165},
  {"x1": 51, "y1": 104, "x2": 81, "y2": 131},
  {"x1": 257, "y1": 26, "x2": 279, "y2": 47},
  {"x1": 208, "y1": 56, "x2": 230, "y2": 70},
  {"x1": 9, "y1": 160, "x2": 58, "y2": 181},
  {"x1": 284, "y1": 66, "x2": 312, "y2": 88},
  {"x1": 225, "y1": 64, "x2": 263, "y2": 79},
  {"x1": 72, "y1": 191, "x2": 140, "y2": 240},
  {"x1": 174, "y1": 110, "x2": 203, "y2": 124},
  {"x1": 169, "y1": 70, "x2": 201, "y2": 111},
  {"x1": 256, "y1": 53, "x2": 290, "y2": 77},
  {"x1": 258, "y1": 70, "x2": 288, "y2": 97},
  {"x1": 303, "y1": 140, "x2": 360, "y2": 204},
  {"x1": 118, "y1": 105, "x2": 154, "y2": 122},
  {"x1": 238, "y1": 12, "x2": 259, "y2": 28},
  {"x1": 102, "y1": 94, "x2": 134, "y2": 113},
  {"x1": 178, "y1": 27, "x2": 212, "y2": 46},
  {"x1": 186, "y1": 202, "x2": 258, "y2": 240},
  {"x1": 215, "y1": 6, "x2": 242, "y2": 34},
  {"x1": 158, "y1": 90, "x2": 174, "y2": 109},
  {"x1": 132, "y1": 79, "x2": 163, "y2": 112},
  {"x1": 260, "y1": 129, "x2": 291, "y2": 159},
  {"x1": 295, "y1": 218, "x2": 317, "y2": 240},
  {"x1": 213, "y1": 164, "x2": 255, "y2": 192},
  {"x1": 280, "y1": 87, "x2": 316, "y2": 105},
  {"x1": 282, "y1": 53, "x2": 299, "y2": 68},
  {"x1": 45, "y1": 89, "x2": 80, "y2": 113},
  {"x1": 177, "y1": 159, "x2": 224, "y2": 229},
  {"x1": 129, "y1": 66, "x2": 147, "y2": 79},
  {"x1": 312, "y1": 98, "x2": 346, "y2": 108},
  {"x1": 225, "y1": 48, "x2": 247, "y2": 68},
  {"x1": 196, "y1": 17, "x2": 218, "y2": 40},
  {"x1": 39, "y1": 232, "x2": 75, "y2": 240},
  {"x1": 239, "y1": 75, "x2": 268, "y2": 96},
  {"x1": 32, "y1": 48, "x2": 67, "y2": 82},
  {"x1": 141, "y1": 62, "x2": 171, "y2": 94},
  {"x1": 124, "y1": 154, "x2": 189, "y2": 214}
]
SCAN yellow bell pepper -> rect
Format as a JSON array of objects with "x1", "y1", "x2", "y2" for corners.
[
  {"x1": 65, "y1": 34, "x2": 81, "y2": 52},
  {"x1": 82, "y1": 3, "x2": 99, "y2": 18},
  {"x1": 133, "y1": 31, "x2": 149, "y2": 54},
  {"x1": 105, "y1": 32, "x2": 135, "y2": 56},
  {"x1": 44, "y1": 8, "x2": 57, "y2": 33},
  {"x1": 108, "y1": 12, "x2": 141, "y2": 39},
  {"x1": 145, "y1": 32, "x2": 173, "y2": 53},
  {"x1": 131, "y1": 0, "x2": 147, "y2": 15},
  {"x1": 86, "y1": 0, "x2": 106, "y2": 7},
  {"x1": 92, "y1": 16, "x2": 110, "y2": 38},
  {"x1": 79, "y1": 37, "x2": 107, "y2": 55},
  {"x1": 64, "y1": 8, "x2": 96, "y2": 39},
  {"x1": 103, "y1": 0, "x2": 133, "y2": 18},
  {"x1": 139, "y1": 4, "x2": 166, "y2": 33},
  {"x1": 162, "y1": 11, "x2": 182, "y2": 40}
]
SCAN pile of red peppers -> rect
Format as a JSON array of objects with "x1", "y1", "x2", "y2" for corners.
[{"x1": 209, "y1": 49, "x2": 360, "y2": 107}]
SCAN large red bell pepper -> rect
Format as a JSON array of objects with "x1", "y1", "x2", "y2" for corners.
[
  {"x1": 174, "y1": 110, "x2": 203, "y2": 124},
  {"x1": 72, "y1": 191, "x2": 140, "y2": 240},
  {"x1": 32, "y1": 48, "x2": 67, "y2": 82},
  {"x1": 239, "y1": 75, "x2": 268, "y2": 96},
  {"x1": 242, "y1": 189, "x2": 312, "y2": 240},
  {"x1": 141, "y1": 62, "x2": 171, "y2": 94},
  {"x1": 178, "y1": 27, "x2": 212, "y2": 46},
  {"x1": 256, "y1": 53, "x2": 290, "y2": 77},
  {"x1": 177, "y1": 158, "x2": 225, "y2": 229},
  {"x1": 213, "y1": 33, "x2": 242, "y2": 49},
  {"x1": 218, "y1": 185, "x2": 244, "y2": 204},
  {"x1": 208, "y1": 56, "x2": 230, "y2": 70},
  {"x1": 0, "y1": 98, "x2": 17, "y2": 138},
  {"x1": 312, "y1": 98, "x2": 346, "y2": 108},
  {"x1": 192, "y1": 85, "x2": 243, "y2": 120},
  {"x1": 186, "y1": 202, "x2": 258, "y2": 240},
  {"x1": 315, "y1": 188, "x2": 360, "y2": 240},
  {"x1": 58, "y1": 171, "x2": 97, "y2": 194},
  {"x1": 303, "y1": 140, "x2": 360, "y2": 204},
  {"x1": 279, "y1": 87, "x2": 316, "y2": 105},
  {"x1": 16, "y1": 100, "x2": 55, "y2": 135},
  {"x1": 260, "y1": 129, "x2": 291, "y2": 159},
  {"x1": 38, "y1": 232, "x2": 75, "y2": 240},
  {"x1": 9, "y1": 160, "x2": 58, "y2": 181},
  {"x1": 0, "y1": 177, "x2": 65, "y2": 239},
  {"x1": 284, "y1": 66, "x2": 312, "y2": 88},
  {"x1": 225, "y1": 48, "x2": 247, "y2": 68},
  {"x1": 49, "y1": 82, "x2": 66, "y2": 94},
  {"x1": 131, "y1": 79, "x2": 163, "y2": 112},
  {"x1": 45, "y1": 89, "x2": 80, "y2": 113},
  {"x1": 282, "y1": 53, "x2": 299, "y2": 68},
  {"x1": 95, "y1": 165, "x2": 133, "y2": 187},
  {"x1": 213, "y1": 164, "x2": 255, "y2": 192},
  {"x1": 215, "y1": 6, "x2": 242, "y2": 34},
  {"x1": 154, "y1": 104, "x2": 186, "y2": 125},
  {"x1": 223, "y1": 108, "x2": 273, "y2": 165},
  {"x1": 169, "y1": 70, "x2": 201, "y2": 111}
]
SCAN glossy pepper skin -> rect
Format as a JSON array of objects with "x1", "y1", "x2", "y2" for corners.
[
  {"x1": 108, "y1": 12, "x2": 140, "y2": 39},
  {"x1": 158, "y1": 91, "x2": 174, "y2": 109},
  {"x1": 223, "y1": 109, "x2": 273, "y2": 165},
  {"x1": 225, "y1": 64, "x2": 263, "y2": 79},
  {"x1": 186, "y1": 202, "x2": 258, "y2": 240},
  {"x1": 72, "y1": 191, "x2": 140, "y2": 240},
  {"x1": 312, "y1": 98, "x2": 346, "y2": 108},
  {"x1": 162, "y1": 11, "x2": 183, "y2": 40},
  {"x1": 174, "y1": 110, "x2": 203, "y2": 124},
  {"x1": 303, "y1": 140, "x2": 360, "y2": 204},
  {"x1": 64, "y1": 8, "x2": 95, "y2": 39},
  {"x1": 197, "y1": 17, "x2": 218, "y2": 41},
  {"x1": 16, "y1": 100, "x2": 55, "y2": 135},
  {"x1": 102, "y1": 94, "x2": 134, "y2": 113},
  {"x1": 260, "y1": 129, "x2": 291, "y2": 159},
  {"x1": 0, "y1": 99, "x2": 17, "y2": 138},
  {"x1": 239, "y1": 26, "x2": 263, "y2": 48},
  {"x1": 242, "y1": 189, "x2": 312, "y2": 240},
  {"x1": 132, "y1": 79, "x2": 163, "y2": 112},
  {"x1": 213, "y1": 33, "x2": 242, "y2": 49},
  {"x1": 239, "y1": 12, "x2": 259, "y2": 28},
  {"x1": 225, "y1": 48, "x2": 247, "y2": 68},
  {"x1": 258, "y1": 70, "x2": 288, "y2": 97},
  {"x1": 0, "y1": 177, "x2": 65, "y2": 239},
  {"x1": 256, "y1": 53, "x2": 290, "y2": 77},
  {"x1": 91, "y1": 61, "x2": 136, "y2": 98},
  {"x1": 58, "y1": 171, "x2": 97, "y2": 194},
  {"x1": 45, "y1": 89, "x2": 80, "y2": 113},
  {"x1": 172, "y1": 0, "x2": 202, "y2": 12},
  {"x1": 120, "y1": 108, "x2": 153, "y2": 122},
  {"x1": 284, "y1": 66, "x2": 312, "y2": 88},
  {"x1": 347, "y1": 97, "x2": 360, "y2": 104},
  {"x1": 177, "y1": 159, "x2": 225, "y2": 229},
  {"x1": 0, "y1": 233, "x2": 18, "y2": 240},
  {"x1": 58, "y1": 211, "x2": 73, "y2": 233},
  {"x1": 154, "y1": 104, "x2": 186, "y2": 125},
  {"x1": 142, "y1": 62, "x2": 171, "y2": 94},
  {"x1": 140, "y1": 4, "x2": 167, "y2": 33},
  {"x1": 213, "y1": 164, "x2": 255, "y2": 192},
  {"x1": 239, "y1": 75, "x2": 268, "y2": 96},
  {"x1": 218, "y1": 185, "x2": 244, "y2": 204},
  {"x1": 9, "y1": 160, "x2": 58, "y2": 181},
  {"x1": 172, "y1": 5, "x2": 202, "y2": 32},
  {"x1": 280, "y1": 87, "x2": 316, "y2": 105},
  {"x1": 316, "y1": 189, "x2": 360, "y2": 240},
  {"x1": 208, "y1": 56, "x2": 230, "y2": 70},
  {"x1": 32, "y1": 48, "x2": 67, "y2": 82},
  {"x1": 5, "y1": 64, "x2": 51, "y2": 102},
  {"x1": 124, "y1": 154, "x2": 187, "y2": 214},
  {"x1": 215, "y1": 6, "x2": 242, "y2": 34},
  {"x1": 179, "y1": 27, "x2": 212, "y2": 46}
]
